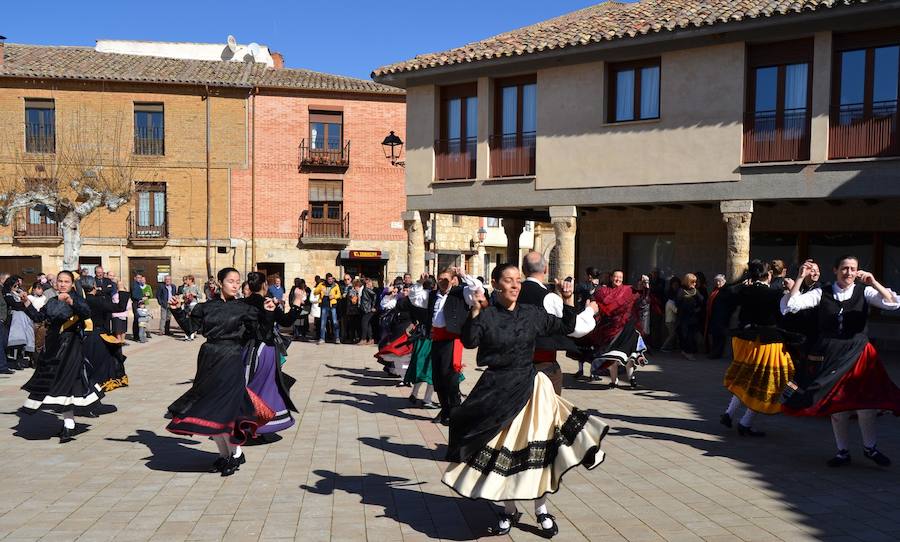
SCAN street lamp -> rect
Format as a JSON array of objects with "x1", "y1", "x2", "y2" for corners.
[
  {"x1": 382, "y1": 131, "x2": 405, "y2": 167},
  {"x1": 477, "y1": 227, "x2": 487, "y2": 243}
]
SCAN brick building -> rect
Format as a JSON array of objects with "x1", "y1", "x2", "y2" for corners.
[{"x1": 0, "y1": 39, "x2": 406, "y2": 289}]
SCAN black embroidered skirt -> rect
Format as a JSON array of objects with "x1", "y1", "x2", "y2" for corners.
[{"x1": 442, "y1": 372, "x2": 608, "y2": 501}]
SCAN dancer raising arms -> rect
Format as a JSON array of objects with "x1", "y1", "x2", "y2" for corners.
[
  {"x1": 782, "y1": 257, "x2": 900, "y2": 467},
  {"x1": 166, "y1": 267, "x2": 276, "y2": 476},
  {"x1": 20, "y1": 270, "x2": 103, "y2": 443},
  {"x1": 443, "y1": 263, "x2": 608, "y2": 537}
]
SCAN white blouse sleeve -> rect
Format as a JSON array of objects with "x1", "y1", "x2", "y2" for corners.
[
  {"x1": 571, "y1": 307, "x2": 597, "y2": 338},
  {"x1": 864, "y1": 286, "x2": 900, "y2": 311},
  {"x1": 380, "y1": 294, "x2": 397, "y2": 311},
  {"x1": 408, "y1": 284, "x2": 429, "y2": 309},
  {"x1": 781, "y1": 288, "x2": 823, "y2": 314},
  {"x1": 460, "y1": 275, "x2": 484, "y2": 307},
  {"x1": 542, "y1": 292, "x2": 563, "y2": 317}
]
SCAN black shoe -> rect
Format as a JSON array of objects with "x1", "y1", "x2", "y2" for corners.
[
  {"x1": 210, "y1": 457, "x2": 228, "y2": 473},
  {"x1": 608, "y1": 381, "x2": 618, "y2": 390},
  {"x1": 737, "y1": 424, "x2": 765, "y2": 437},
  {"x1": 629, "y1": 376, "x2": 637, "y2": 389},
  {"x1": 864, "y1": 446, "x2": 891, "y2": 467},
  {"x1": 220, "y1": 456, "x2": 240, "y2": 476},
  {"x1": 58, "y1": 426, "x2": 74, "y2": 444},
  {"x1": 536, "y1": 513, "x2": 559, "y2": 538},
  {"x1": 439, "y1": 416, "x2": 450, "y2": 426},
  {"x1": 495, "y1": 511, "x2": 522, "y2": 536},
  {"x1": 827, "y1": 450, "x2": 851, "y2": 467},
  {"x1": 720, "y1": 413, "x2": 733, "y2": 429},
  {"x1": 234, "y1": 452, "x2": 246, "y2": 467},
  {"x1": 407, "y1": 394, "x2": 419, "y2": 405},
  {"x1": 0, "y1": 368, "x2": 14, "y2": 375}
]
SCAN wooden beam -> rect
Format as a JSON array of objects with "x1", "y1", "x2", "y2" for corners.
[
  {"x1": 662, "y1": 204, "x2": 684, "y2": 210},
  {"x1": 632, "y1": 205, "x2": 655, "y2": 211}
]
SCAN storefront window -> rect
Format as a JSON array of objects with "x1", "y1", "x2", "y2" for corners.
[
  {"x1": 751, "y1": 233, "x2": 800, "y2": 274},
  {"x1": 626, "y1": 234, "x2": 674, "y2": 284},
  {"x1": 807, "y1": 233, "x2": 874, "y2": 272}
]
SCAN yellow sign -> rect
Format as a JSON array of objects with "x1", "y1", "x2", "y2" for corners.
[{"x1": 349, "y1": 250, "x2": 382, "y2": 259}]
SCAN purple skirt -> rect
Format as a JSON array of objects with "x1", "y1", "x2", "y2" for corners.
[{"x1": 246, "y1": 345, "x2": 295, "y2": 434}]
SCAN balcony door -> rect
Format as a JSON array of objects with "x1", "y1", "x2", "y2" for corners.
[
  {"x1": 307, "y1": 180, "x2": 344, "y2": 238},
  {"x1": 831, "y1": 28, "x2": 900, "y2": 158},
  {"x1": 492, "y1": 76, "x2": 536, "y2": 177},
  {"x1": 135, "y1": 183, "x2": 167, "y2": 238},
  {"x1": 437, "y1": 83, "x2": 477, "y2": 180},
  {"x1": 744, "y1": 39, "x2": 812, "y2": 163}
]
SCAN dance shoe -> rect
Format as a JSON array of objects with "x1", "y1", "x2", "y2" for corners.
[
  {"x1": 827, "y1": 450, "x2": 851, "y2": 467},
  {"x1": 536, "y1": 513, "x2": 559, "y2": 537},
  {"x1": 737, "y1": 424, "x2": 765, "y2": 437},
  {"x1": 864, "y1": 446, "x2": 891, "y2": 467},
  {"x1": 719, "y1": 413, "x2": 733, "y2": 428},
  {"x1": 495, "y1": 511, "x2": 521, "y2": 536}
]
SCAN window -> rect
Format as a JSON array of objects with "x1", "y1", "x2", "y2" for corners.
[
  {"x1": 309, "y1": 180, "x2": 343, "y2": 222},
  {"x1": 310, "y1": 111, "x2": 343, "y2": 151},
  {"x1": 486, "y1": 217, "x2": 500, "y2": 228},
  {"x1": 452, "y1": 214, "x2": 462, "y2": 226},
  {"x1": 883, "y1": 234, "x2": 900, "y2": 297},
  {"x1": 744, "y1": 40, "x2": 813, "y2": 162},
  {"x1": 831, "y1": 29, "x2": 900, "y2": 158},
  {"x1": 134, "y1": 103, "x2": 164, "y2": 155},
  {"x1": 750, "y1": 233, "x2": 800, "y2": 273},
  {"x1": 25, "y1": 99, "x2": 55, "y2": 153},
  {"x1": 807, "y1": 233, "x2": 874, "y2": 272},
  {"x1": 491, "y1": 76, "x2": 537, "y2": 177},
  {"x1": 608, "y1": 59, "x2": 660, "y2": 122},
  {"x1": 437, "y1": 84, "x2": 478, "y2": 180},
  {"x1": 625, "y1": 234, "x2": 674, "y2": 284},
  {"x1": 134, "y1": 183, "x2": 167, "y2": 238}
]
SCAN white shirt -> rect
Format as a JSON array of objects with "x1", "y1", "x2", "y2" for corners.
[
  {"x1": 430, "y1": 275, "x2": 484, "y2": 328},
  {"x1": 28, "y1": 294, "x2": 46, "y2": 311},
  {"x1": 524, "y1": 277, "x2": 596, "y2": 338},
  {"x1": 781, "y1": 282, "x2": 900, "y2": 314}
]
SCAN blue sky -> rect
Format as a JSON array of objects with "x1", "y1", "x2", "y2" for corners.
[{"x1": 2, "y1": 0, "x2": 603, "y2": 80}]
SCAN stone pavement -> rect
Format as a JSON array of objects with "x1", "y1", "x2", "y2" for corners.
[{"x1": 1, "y1": 336, "x2": 900, "y2": 542}]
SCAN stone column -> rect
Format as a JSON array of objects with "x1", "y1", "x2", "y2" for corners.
[
  {"x1": 550, "y1": 206, "x2": 577, "y2": 280},
  {"x1": 502, "y1": 218, "x2": 524, "y2": 265},
  {"x1": 402, "y1": 210, "x2": 425, "y2": 278},
  {"x1": 720, "y1": 200, "x2": 753, "y2": 283}
]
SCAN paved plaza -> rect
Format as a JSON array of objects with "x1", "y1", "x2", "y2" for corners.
[{"x1": 1, "y1": 336, "x2": 900, "y2": 542}]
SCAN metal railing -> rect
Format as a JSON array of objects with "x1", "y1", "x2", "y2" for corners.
[
  {"x1": 742, "y1": 108, "x2": 810, "y2": 163},
  {"x1": 25, "y1": 123, "x2": 55, "y2": 153},
  {"x1": 829, "y1": 100, "x2": 899, "y2": 159},
  {"x1": 134, "y1": 126, "x2": 165, "y2": 155},
  {"x1": 299, "y1": 139, "x2": 351, "y2": 168},
  {"x1": 13, "y1": 213, "x2": 61, "y2": 239},
  {"x1": 128, "y1": 209, "x2": 169, "y2": 239},
  {"x1": 299, "y1": 212, "x2": 350, "y2": 239},
  {"x1": 435, "y1": 137, "x2": 477, "y2": 180},
  {"x1": 489, "y1": 131, "x2": 536, "y2": 177}
]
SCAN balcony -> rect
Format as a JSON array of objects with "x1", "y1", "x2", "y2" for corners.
[
  {"x1": 13, "y1": 214, "x2": 61, "y2": 246},
  {"x1": 134, "y1": 126, "x2": 165, "y2": 156},
  {"x1": 489, "y1": 132, "x2": 536, "y2": 178},
  {"x1": 299, "y1": 213, "x2": 350, "y2": 246},
  {"x1": 742, "y1": 108, "x2": 811, "y2": 163},
  {"x1": 298, "y1": 139, "x2": 350, "y2": 171},
  {"x1": 435, "y1": 137, "x2": 477, "y2": 180},
  {"x1": 127, "y1": 210, "x2": 169, "y2": 247},
  {"x1": 25, "y1": 123, "x2": 55, "y2": 154},
  {"x1": 829, "y1": 101, "x2": 899, "y2": 159}
]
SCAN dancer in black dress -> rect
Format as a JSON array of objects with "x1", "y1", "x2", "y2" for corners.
[
  {"x1": 443, "y1": 263, "x2": 608, "y2": 537},
  {"x1": 166, "y1": 267, "x2": 276, "y2": 476},
  {"x1": 80, "y1": 275, "x2": 131, "y2": 392},
  {"x1": 20, "y1": 270, "x2": 102, "y2": 443}
]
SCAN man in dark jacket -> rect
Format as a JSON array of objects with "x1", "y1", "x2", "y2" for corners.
[
  {"x1": 130, "y1": 274, "x2": 146, "y2": 341},
  {"x1": 156, "y1": 275, "x2": 178, "y2": 336}
]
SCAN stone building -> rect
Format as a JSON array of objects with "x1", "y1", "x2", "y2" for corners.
[
  {"x1": 374, "y1": 0, "x2": 900, "y2": 295},
  {"x1": 0, "y1": 39, "x2": 407, "y2": 289}
]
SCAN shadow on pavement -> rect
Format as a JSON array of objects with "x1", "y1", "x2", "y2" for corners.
[
  {"x1": 324, "y1": 364, "x2": 404, "y2": 387},
  {"x1": 6, "y1": 409, "x2": 93, "y2": 440},
  {"x1": 107, "y1": 429, "x2": 219, "y2": 472},
  {"x1": 322, "y1": 389, "x2": 434, "y2": 421},
  {"x1": 358, "y1": 435, "x2": 447, "y2": 461},
  {"x1": 301, "y1": 469, "x2": 498, "y2": 540}
]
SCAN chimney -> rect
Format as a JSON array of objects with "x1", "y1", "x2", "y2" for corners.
[
  {"x1": 270, "y1": 51, "x2": 284, "y2": 69},
  {"x1": 0, "y1": 36, "x2": 6, "y2": 67}
]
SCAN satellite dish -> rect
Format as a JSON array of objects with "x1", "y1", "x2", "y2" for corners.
[
  {"x1": 226, "y1": 35, "x2": 238, "y2": 53},
  {"x1": 248, "y1": 42, "x2": 261, "y2": 59}
]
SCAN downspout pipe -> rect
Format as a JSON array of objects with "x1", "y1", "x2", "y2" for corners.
[
  {"x1": 251, "y1": 87, "x2": 257, "y2": 270},
  {"x1": 205, "y1": 85, "x2": 212, "y2": 279}
]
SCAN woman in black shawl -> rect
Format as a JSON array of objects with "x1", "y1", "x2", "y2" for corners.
[
  {"x1": 80, "y1": 275, "x2": 131, "y2": 392},
  {"x1": 442, "y1": 263, "x2": 608, "y2": 537}
]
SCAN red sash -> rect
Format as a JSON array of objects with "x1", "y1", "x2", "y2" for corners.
[
  {"x1": 432, "y1": 326, "x2": 463, "y2": 373},
  {"x1": 533, "y1": 349, "x2": 557, "y2": 363}
]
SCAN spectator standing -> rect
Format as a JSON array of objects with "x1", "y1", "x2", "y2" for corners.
[
  {"x1": 95, "y1": 266, "x2": 115, "y2": 298},
  {"x1": 289, "y1": 278, "x2": 311, "y2": 340},
  {"x1": 770, "y1": 259, "x2": 788, "y2": 292},
  {"x1": 575, "y1": 267, "x2": 601, "y2": 308},
  {"x1": 705, "y1": 274, "x2": 731, "y2": 359},
  {"x1": 338, "y1": 273, "x2": 353, "y2": 342},
  {"x1": 359, "y1": 277, "x2": 378, "y2": 345},
  {"x1": 314, "y1": 274, "x2": 341, "y2": 344},
  {"x1": 42, "y1": 274, "x2": 58, "y2": 300},
  {"x1": 156, "y1": 275, "x2": 178, "y2": 336},
  {"x1": 344, "y1": 278, "x2": 363, "y2": 344},
  {"x1": 130, "y1": 274, "x2": 144, "y2": 341},
  {"x1": 267, "y1": 275, "x2": 285, "y2": 303},
  {"x1": 676, "y1": 273, "x2": 706, "y2": 360}
]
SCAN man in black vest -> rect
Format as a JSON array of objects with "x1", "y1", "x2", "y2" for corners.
[
  {"x1": 519, "y1": 251, "x2": 598, "y2": 395},
  {"x1": 419, "y1": 267, "x2": 483, "y2": 425}
]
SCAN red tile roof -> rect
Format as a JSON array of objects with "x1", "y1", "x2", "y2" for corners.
[
  {"x1": 372, "y1": 0, "x2": 872, "y2": 78},
  {"x1": 0, "y1": 44, "x2": 404, "y2": 95}
]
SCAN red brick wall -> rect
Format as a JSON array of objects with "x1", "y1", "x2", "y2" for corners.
[{"x1": 231, "y1": 92, "x2": 407, "y2": 241}]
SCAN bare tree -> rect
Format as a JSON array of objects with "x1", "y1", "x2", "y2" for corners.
[{"x1": 0, "y1": 108, "x2": 142, "y2": 271}]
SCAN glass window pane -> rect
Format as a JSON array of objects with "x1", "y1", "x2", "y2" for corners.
[
  {"x1": 640, "y1": 66, "x2": 660, "y2": 119},
  {"x1": 327, "y1": 123, "x2": 341, "y2": 149},
  {"x1": 153, "y1": 192, "x2": 165, "y2": 226},
  {"x1": 755, "y1": 66, "x2": 778, "y2": 113},
  {"x1": 311, "y1": 204, "x2": 324, "y2": 219},
  {"x1": 873, "y1": 45, "x2": 899, "y2": 113},
  {"x1": 137, "y1": 192, "x2": 150, "y2": 226},
  {"x1": 522, "y1": 83, "x2": 537, "y2": 133},
  {"x1": 446, "y1": 98, "x2": 461, "y2": 140},
  {"x1": 310, "y1": 122, "x2": 325, "y2": 149},
  {"x1": 501, "y1": 86, "x2": 518, "y2": 135},
  {"x1": 29, "y1": 208, "x2": 40, "y2": 224},
  {"x1": 751, "y1": 233, "x2": 799, "y2": 274},
  {"x1": 626, "y1": 234, "x2": 674, "y2": 284},
  {"x1": 808, "y1": 233, "x2": 874, "y2": 274},
  {"x1": 784, "y1": 63, "x2": 808, "y2": 111},
  {"x1": 615, "y1": 69, "x2": 635, "y2": 121},
  {"x1": 327, "y1": 206, "x2": 341, "y2": 220},
  {"x1": 465, "y1": 96, "x2": 477, "y2": 140},
  {"x1": 840, "y1": 49, "x2": 867, "y2": 106}
]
